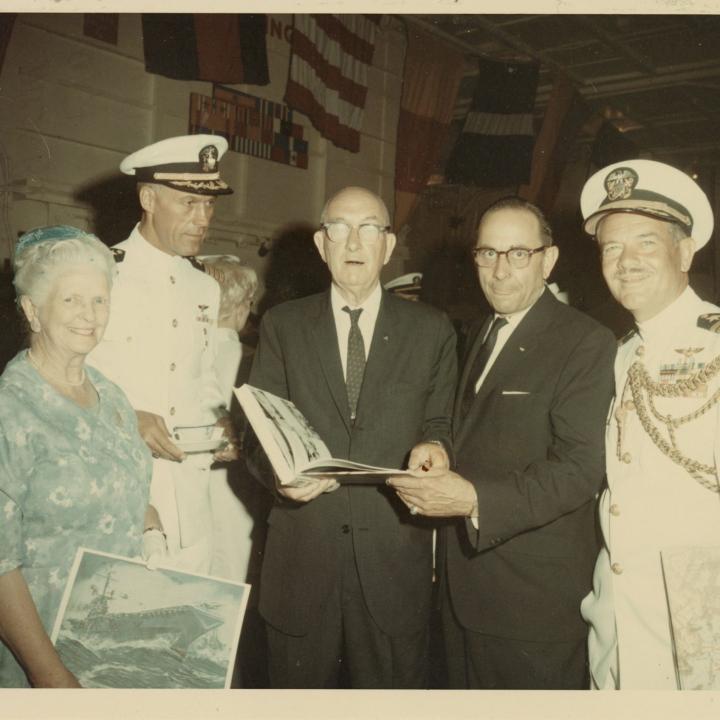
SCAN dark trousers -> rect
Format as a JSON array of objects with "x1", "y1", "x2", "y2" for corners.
[
  {"x1": 441, "y1": 578, "x2": 588, "y2": 690},
  {"x1": 265, "y1": 530, "x2": 428, "y2": 689}
]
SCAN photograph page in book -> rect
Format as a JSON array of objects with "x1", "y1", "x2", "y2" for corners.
[{"x1": 234, "y1": 383, "x2": 411, "y2": 487}]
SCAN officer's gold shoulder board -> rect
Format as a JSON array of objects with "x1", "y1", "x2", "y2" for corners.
[
  {"x1": 618, "y1": 329, "x2": 637, "y2": 346},
  {"x1": 111, "y1": 248, "x2": 125, "y2": 263},
  {"x1": 697, "y1": 313, "x2": 720, "y2": 333},
  {"x1": 187, "y1": 256, "x2": 205, "y2": 272}
]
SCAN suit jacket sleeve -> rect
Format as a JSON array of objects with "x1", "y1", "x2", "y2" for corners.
[
  {"x1": 420, "y1": 312, "x2": 457, "y2": 457},
  {"x1": 466, "y1": 322, "x2": 615, "y2": 551},
  {"x1": 243, "y1": 309, "x2": 289, "y2": 494}
]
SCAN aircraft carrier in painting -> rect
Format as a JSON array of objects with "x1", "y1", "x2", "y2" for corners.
[{"x1": 67, "y1": 569, "x2": 223, "y2": 657}]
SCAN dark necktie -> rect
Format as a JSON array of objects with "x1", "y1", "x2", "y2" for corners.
[
  {"x1": 459, "y1": 315, "x2": 508, "y2": 419},
  {"x1": 342, "y1": 306, "x2": 366, "y2": 421}
]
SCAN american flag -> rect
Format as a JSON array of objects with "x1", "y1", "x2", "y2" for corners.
[{"x1": 285, "y1": 14, "x2": 380, "y2": 153}]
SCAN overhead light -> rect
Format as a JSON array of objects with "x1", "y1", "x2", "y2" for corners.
[
  {"x1": 613, "y1": 118, "x2": 644, "y2": 133},
  {"x1": 600, "y1": 105, "x2": 643, "y2": 133},
  {"x1": 426, "y1": 173, "x2": 446, "y2": 186}
]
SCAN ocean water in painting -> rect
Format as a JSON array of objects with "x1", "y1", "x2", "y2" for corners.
[{"x1": 53, "y1": 551, "x2": 248, "y2": 688}]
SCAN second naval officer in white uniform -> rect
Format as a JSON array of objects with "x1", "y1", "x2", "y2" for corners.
[
  {"x1": 579, "y1": 159, "x2": 720, "y2": 689},
  {"x1": 89, "y1": 134, "x2": 237, "y2": 573}
]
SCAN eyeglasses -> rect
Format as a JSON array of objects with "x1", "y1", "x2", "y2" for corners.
[
  {"x1": 471, "y1": 246, "x2": 546, "y2": 269},
  {"x1": 321, "y1": 222, "x2": 391, "y2": 244}
]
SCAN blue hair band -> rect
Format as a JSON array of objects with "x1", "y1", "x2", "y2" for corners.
[{"x1": 15, "y1": 225, "x2": 100, "y2": 255}]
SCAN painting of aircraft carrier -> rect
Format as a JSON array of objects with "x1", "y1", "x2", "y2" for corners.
[{"x1": 50, "y1": 548, "x2": 250, "y2": 688}]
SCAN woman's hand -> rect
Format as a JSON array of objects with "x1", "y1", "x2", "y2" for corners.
[
  {"x1": 142, "y1": 505, "x2": 168, "y2": 570},
  {"x1": 142, "y1": 528, "x2": 168, "y2": 569}
]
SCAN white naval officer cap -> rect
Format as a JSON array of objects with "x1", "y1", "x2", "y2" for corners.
[
  {"x1": 384, "y1": 272, "x2": 422, "y2": 292},
  {"x1": 580, "y1": 158, "x2": 713, "y2": 249},
  {"x1": 120, "y1": 134, "x2": 233, "y2": 196}
]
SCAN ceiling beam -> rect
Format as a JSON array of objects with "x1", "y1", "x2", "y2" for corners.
[
  {"x1": 460, "y1": 15, "x2": 586, "y2": 85},
  {"x1": 402, "y1": 14, "x2": 584, "y2": 85},
  {"x1": 573, "y1": 15, "x2": 657, "y2": 76},
  {"x1": 399, "y1": 15, "x2": 489, "y2": 57},
  {"x1": 573, "y1": 132, "x2": 720, "y2": 157},
  {"x1": 540, "y1": 63, "x2": 720, "y2": 103}
]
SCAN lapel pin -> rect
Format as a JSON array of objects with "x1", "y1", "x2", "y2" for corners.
[{"x1": 383, "y1": 335, "x2": 389, "y2": 342}]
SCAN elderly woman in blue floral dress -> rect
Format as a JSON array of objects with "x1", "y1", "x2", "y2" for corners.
[{"x1": 0, "y1": 226, "x2": 166, "y2": 687}]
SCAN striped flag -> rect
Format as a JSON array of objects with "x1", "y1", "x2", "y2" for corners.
[
  {"x1": 445, "y1": 57, "x2": 539, "y2": 187},
  {"x1": 285, "y1": 14, "x2": 380, "y2": 153},
  {"x1": 142, "y1": 14, "x2": 269, "y2": 85}
]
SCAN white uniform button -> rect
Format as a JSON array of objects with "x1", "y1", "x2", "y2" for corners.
[
  {"x1": 172, "y1": 319, "x2": 178, "y2": 328},
  {"x1": 621, "y1": 452, "x2": 632, "y2": 464},
  {"x1": 126, "y1": 336, "x2": 132, "y2": 343},
  {"x1": 609, "y1": 503, "x2": 620, "y2": 516},
  {"x1": 169, "y1": 407, "x2": 176, "y2": 416},
  {"x1": 170, "y1": 363, "x2": 176, "y2": 371},
  {"x1": 611, "y1": 562, "x2": 623, "y2": 575},
  {"x1": 170, "y1": 275, "x2": 176, "y2": 284},
  {"x1": 635, "y1": 345, "x2": 645, "y2": 357}
]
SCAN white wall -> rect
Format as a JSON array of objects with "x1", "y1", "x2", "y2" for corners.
[{"x1": 0, "y1": 13, "x2": 408, "y2": 293}]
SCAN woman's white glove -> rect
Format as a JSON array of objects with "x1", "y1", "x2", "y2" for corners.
[{"x1": 142, "y1": 528, "x2": 168, "y2": 570}]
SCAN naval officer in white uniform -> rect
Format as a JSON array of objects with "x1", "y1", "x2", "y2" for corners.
[
  {"x1": 579, "y1": 159, "x2": 720, "y2": 689},
  {"x1": 89, "y1": 134, "x2": 237, "y2": 573}
]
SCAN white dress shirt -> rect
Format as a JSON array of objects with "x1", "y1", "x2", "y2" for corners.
[
  {"x1": 330, "y1": 282, "x2": 382, "y2": 379},
  {"x1": 474, "y1": 297, "x2": 535, "y2": 393}
]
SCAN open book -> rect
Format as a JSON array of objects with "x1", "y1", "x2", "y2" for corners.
[{"x1": 235, "y1": 383, "x2": 410, "y2": 486}]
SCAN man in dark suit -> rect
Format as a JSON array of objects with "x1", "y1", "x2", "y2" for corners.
[
  {"x1": 246, "y1": 186, "x2": 457, "y2": 688},
  {"x1": 389, "y1": 197, "x2": 616, "y2": 689}
]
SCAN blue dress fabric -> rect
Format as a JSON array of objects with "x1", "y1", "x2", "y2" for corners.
[{"x1": 0, "y1": 352, "x2": 152, "y2": 687}]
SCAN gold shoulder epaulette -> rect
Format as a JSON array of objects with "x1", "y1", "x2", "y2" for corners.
[
  {"x1": 111, "y1": 248, "x2": 125, "y2": 263},
  {"x1": 618, "y1": 328, "x2": 637, "y2": 346},
  {"x1": 697, "y1": 313, "x2": 720, "y2": 333}
]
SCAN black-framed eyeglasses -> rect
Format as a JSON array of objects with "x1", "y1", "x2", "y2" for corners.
[
  {"x1": 471, "y1": 246, "x2": 547, "y2": 269},
  {"x1": 321, "y1": 222, "x2": 391, "y2": 244}
]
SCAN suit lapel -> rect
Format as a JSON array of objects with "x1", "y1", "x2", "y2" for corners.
[
  {"x1": 354, "y1": 292, "x2": 397, "y2": 425},
  {"x1": 310, "y1": 291, "x2": 352, "y2": 432},
  {"x1": 455, "y1": 289, "x2": 557, "y2": 446},
  {"x1": 471, "y1": 319, "x2": 542, "y2": 405},
  {"x1": 453, "y1": 316, "x2": 491, "y2": 430}
]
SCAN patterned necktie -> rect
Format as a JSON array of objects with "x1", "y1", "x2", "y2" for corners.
[
  {"x1": 343, "y1": 306, "x2": 366, "y2": 421},
  {"x1": 459, "y1": 315, "x2": 508, "y2": 419}
]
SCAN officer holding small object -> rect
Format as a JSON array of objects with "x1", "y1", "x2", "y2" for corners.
[{"x1": 89, "y1": 135, "x2": 237, "y2": 574}]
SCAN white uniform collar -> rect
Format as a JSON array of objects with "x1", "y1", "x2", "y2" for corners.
[
  {"x1": 636, "y1": 285, "x2": 699, "y2": 344},
  {"x1": 127, "y1": 223, "x2": 189, "y2": 267}
]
